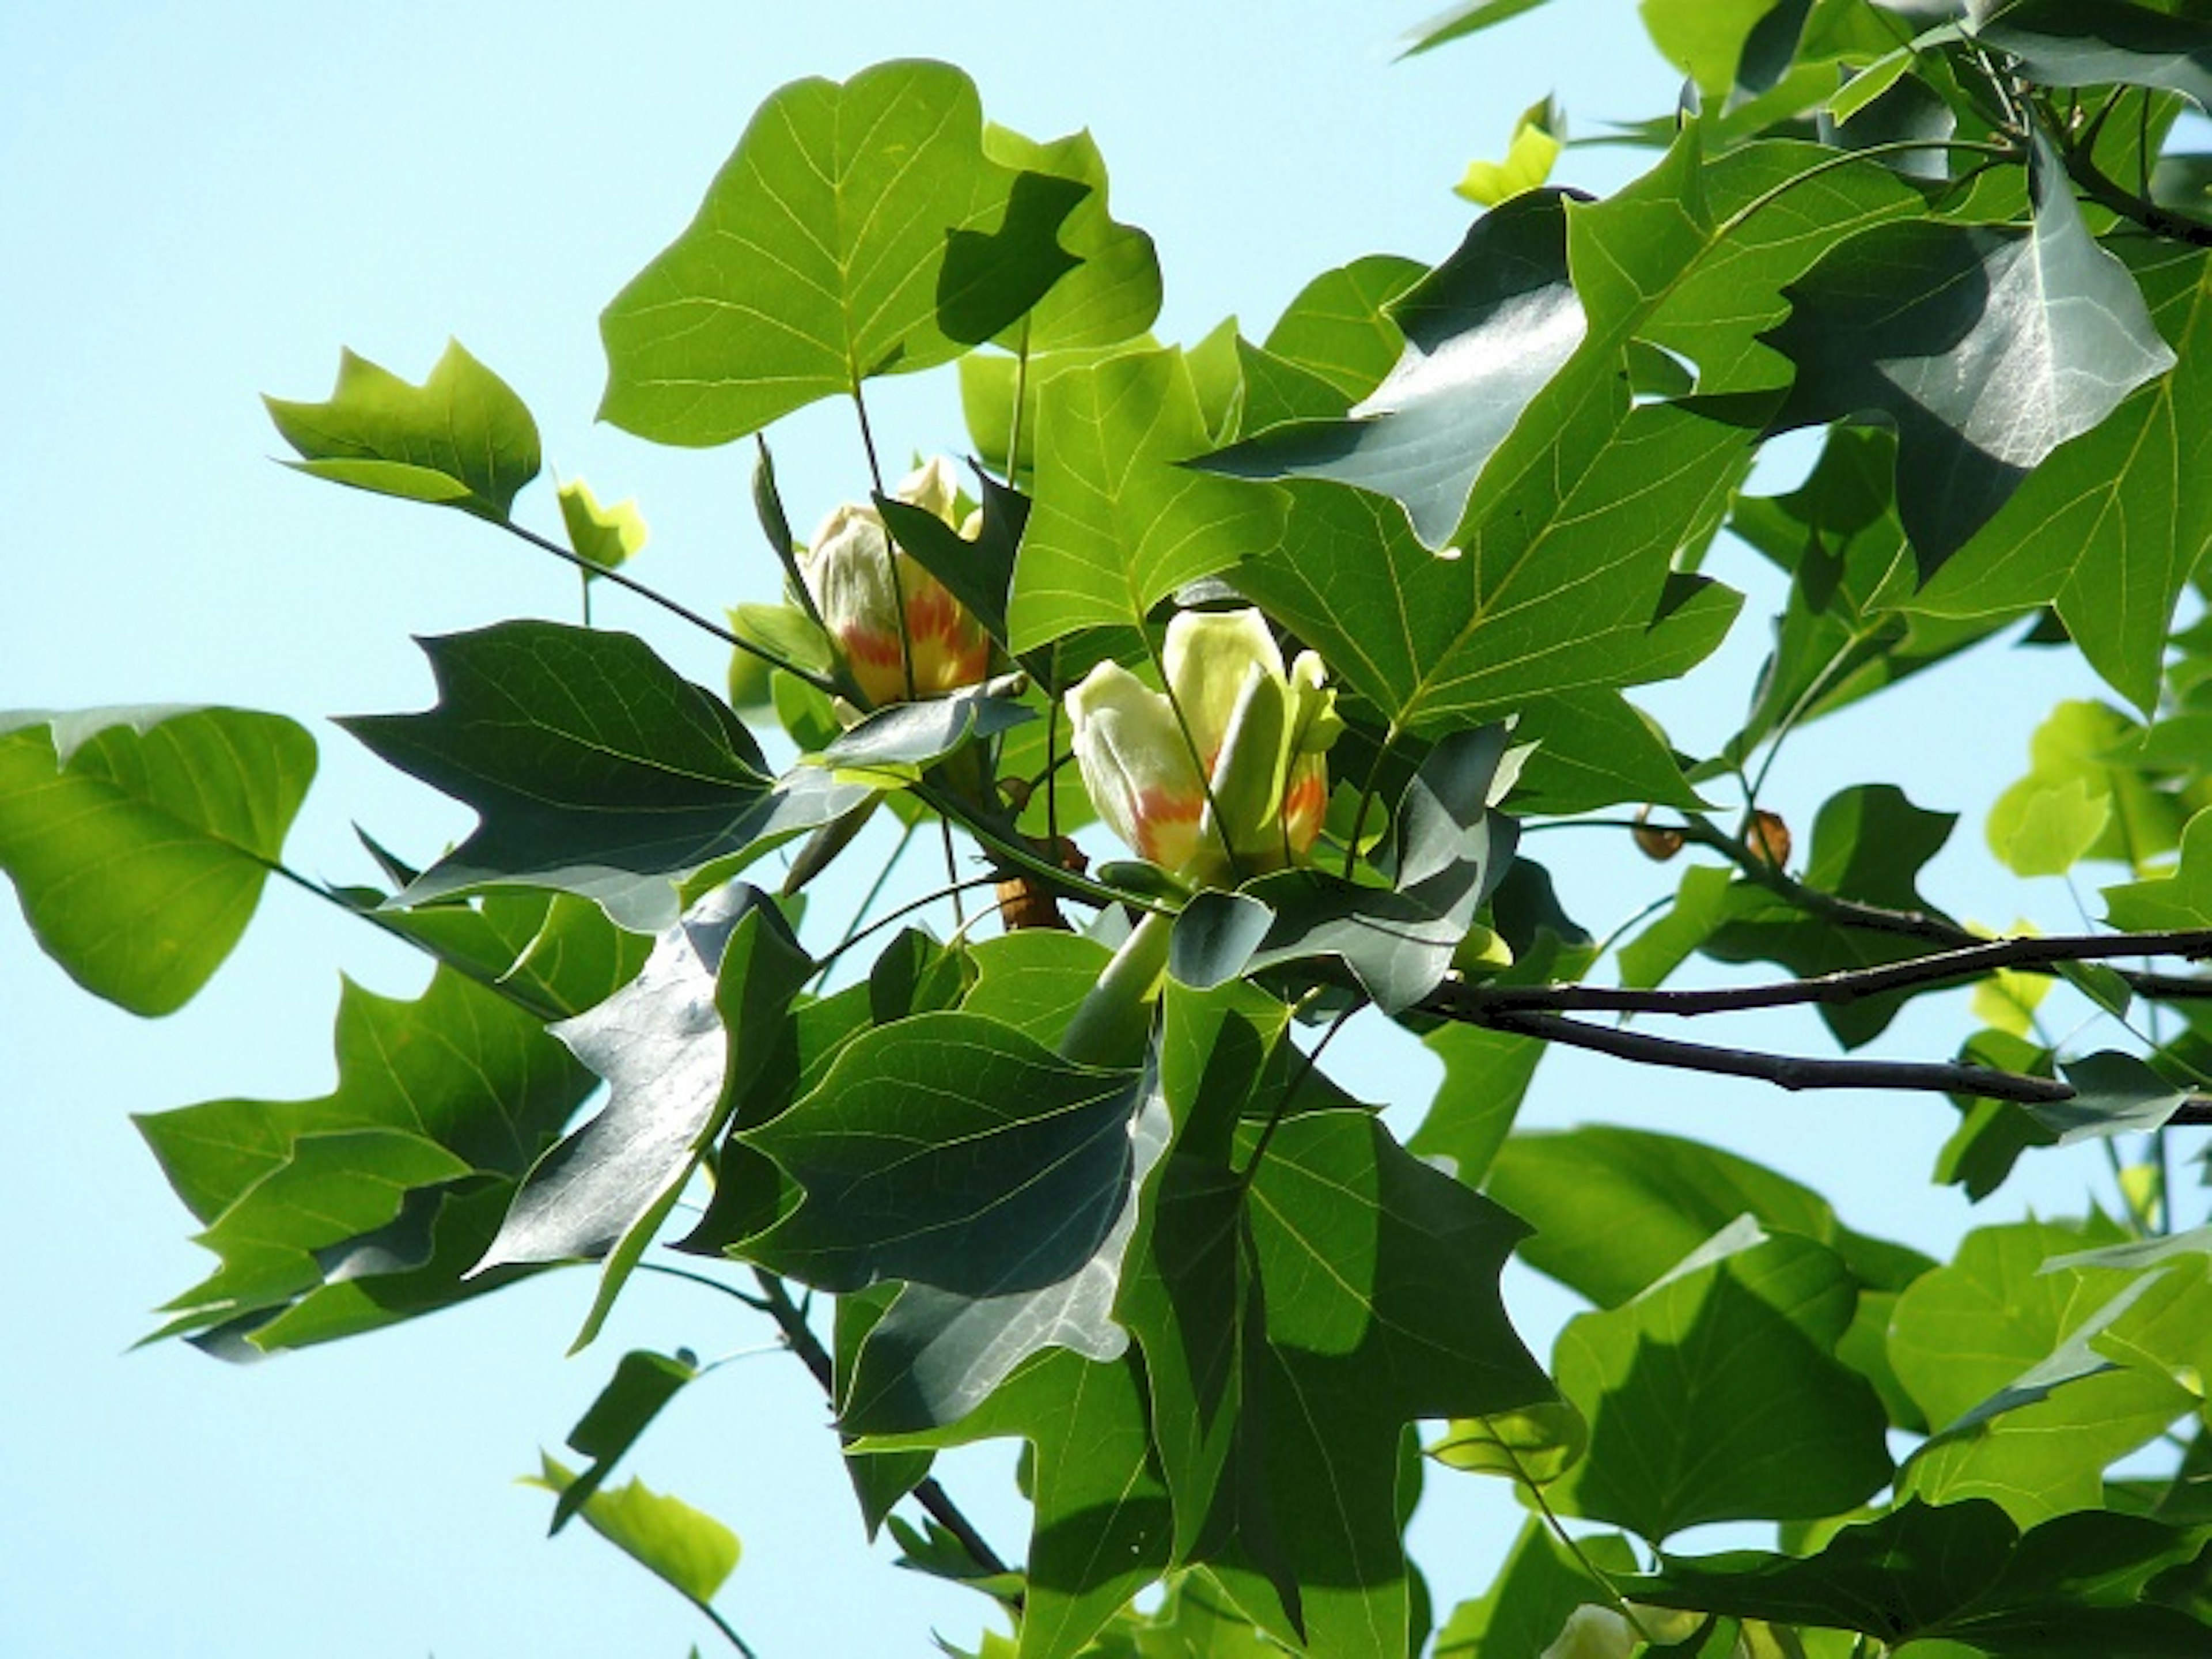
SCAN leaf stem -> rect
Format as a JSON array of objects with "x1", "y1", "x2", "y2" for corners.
[
  {"x1": 498, "y1": 519, "x2": 839, "y2": 694},
  {"x1": 1497, "y1": 1437, "x2": 1658, "y2": 1648},
  {"x1": 747, "y1": 1270, "x2": 1014, "y2": 1581}
]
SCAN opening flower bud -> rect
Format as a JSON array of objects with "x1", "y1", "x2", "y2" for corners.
[
  {"x1": 1065, "y1": 607, "x2": 1341, "y2": 888},
  {"x1": 800, "y1": 456, "x2": 991, "y2": 706}
]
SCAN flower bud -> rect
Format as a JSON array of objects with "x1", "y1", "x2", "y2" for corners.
[
  {"x1": 1065, "y1": 607, "x2": 1340, "y2": 887},
  {"x1": 800, "y1": 457, "x2": 991, "y2": 706}
]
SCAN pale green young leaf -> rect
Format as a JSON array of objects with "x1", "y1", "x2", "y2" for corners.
[
  {"x1": 264, "y1": 339, "x2": 540, "y2": 520},
  {"x1": 0, "y1": 707, "x2": 315, "y2": 1016}
]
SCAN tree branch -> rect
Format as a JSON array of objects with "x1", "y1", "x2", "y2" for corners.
[
  {"x1": 748, "y1": 1269, "x2": 1016, "y2": 1584},
  {"x1": 1439, "y1": 929, "x2": 2212, "y2": 1021},
  {"x1": 1472, "y1": 1008, "x2": 2075, "y2": 1104}
]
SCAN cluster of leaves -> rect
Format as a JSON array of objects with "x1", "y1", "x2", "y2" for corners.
[{"x1": 11, "y1": 3, "x2": 2212, "y2": 1656}]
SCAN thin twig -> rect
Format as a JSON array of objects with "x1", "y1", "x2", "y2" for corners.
[
  {"x1": 1440, "y1": 929, "x2": 2212, "y2": 1020},
  {"x1": 1474, "y1": 1007, "x2": 2075, "y2": 1103},
  {"x1": 747, "y1": 1270, "x2": 1015, "y2": 1581}
]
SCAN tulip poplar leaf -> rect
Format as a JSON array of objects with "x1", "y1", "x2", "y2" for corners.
[
  {"x1": 1547, "y1": 1224, "x2": 1894, "y2": 1538},
  {"x1": 600, "y1": 61, "x2": 1082, "y2": 444},
  {"x1": 264, "y1": 339, "x2": 540, "y2": 521},
  {"x1": 1975, "y1": 1, "x2": 2212, "y2": 114},
  {"x1": 1762, "y1": 132, "x2": 2177, "y2": 575},
  {"x1": 1008, "y1": 346, "x2": 1287, "y2": 650},
  {"x1": 342, "y1": 622, "x2": 871, "y2": 932},
  {"x1": 1624, "y1": 1498, "x2": 2212, "y2": 1653},
  {"x1": 472, "y1": 887, "x2": 809, "y2": 1345},
  {"x1": 528, "y1": 1455, "x2": 740, "y2": 1607},
  {"x1": 1195, "y1": 188, "x2": 1586, "y2": 550},
  {"x1": 0, "y1": 706, "x2": 316, "y2": 1016}
]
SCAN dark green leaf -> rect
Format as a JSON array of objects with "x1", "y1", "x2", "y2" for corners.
[
  {"x1": 1626, "y1": 1498, "x2": 2212, "y2": 1654},
  {"x1": 1432, "y1": 1518, "x2": 1636, "y2": 1658},
  {"x1": 361, "y1": 888, "x2": 653, "y2": 1024},
  {"x1": 1911, "y1": 245, "x2": 2211, "y2": 713},
  {"x1": 861, "y1": 1349, "x2": 1171, "y2": 1659},
  {"x1": 600, "y1": 62, "x2": 1067, "y2": 443},
  {"x1": 936, "y1": 169, "x2": 1088, "y2": 346},
  {"x1": 819, "y1": 684, "x2": 1033, "y2": 778},
  {"x1": 1547, "y1": 1221, "x2": 1894, "y2": 1539},
  {"x1": 472, "y1": 887, "x2": 810, "y2": 1353},
  {"x1": 264, "y1": 338, "x2": 539, "y2": 520},
  {"x1": 980, "y1": 124, "x2": 1160, "y2": 351},
  {"x1": 748, "y1": 1012, "x2": 1136, "y2": 1294},
  {"x1": 1976, "y1": 1, "x2": 2212, "y2": 113},
  {"x1": 554, "y1": 1349, "x2": 698, "y2": 1533},
  {"x1": 528, "y1": 1453, "x2": 739, "y2": 1607},
  {"x1": 876, "y1": 465, "x2": 1028, "y2": 651},
  {"x1": 1505, "y1": 690, "x2": 1710, "y2": 814},
  {"x1": 0, "y1": 707, "x2": 315, "y2": 1016},
  {"x1": 2030, "y1": 1050, "x2": 2197, "y2": 1142},
  {"x1": 1820, "y1": 65, "x2": 1958, "y2": 181},
  {"x1": 343, "y1": 621, "x2": 866, "y2": 932},
  {"x1": 1196, "y1": 190, "x2": 1584, "y2": 548},
  {"x1": 1762, "y1": 133, "x2": 2177, "y2": 573}
]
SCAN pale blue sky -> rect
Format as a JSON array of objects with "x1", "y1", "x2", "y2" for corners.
[{"x1": 1, "y1": 5, "x2": 2135, "y2": 1656}]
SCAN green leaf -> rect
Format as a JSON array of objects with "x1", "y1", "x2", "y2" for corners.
[
  {"x1": 1546, "y1": 1221, "x2": 1894, "y2": 1539},
  {"x1": 1506, "y1": 690, "x2": 1710, "y2": 814},
  {"x1": 599, "y1": 61, "x2": 1079, "y2": 444},
  {"x1": 1484, "y1": 1123, "x2": 1931, "y2": 1307},
  {"x1": 1723, "y1": 425, "x2": 2013, "y2": 760},
  {"x1": 1625, "y1": 1498, "x2": 2212, "y2": 1654},
  {"x1": 1397, "y1": 0, "x2": 1562, "y2": 57},
  {"x1": 361, "y1": 888, "x2": 653, "y2": 1024},
  {"x1": 343, "y1": 621, "x2": 868, "y2": 932},
  {"x1": 1986, "y1": 698, "x2": 2181, "y2": 877},
  {"x1": 1975, "y1": 1, "x2": 2212, "y2": 114},
  {"x1": 1429, "y1": 1399, "x2": 1589, "y2": 1484},
  {"x1": 1196, "y1": 188, "x2": 1585, "y2": 549},
  {"x1": 264, "y1": 339, "x2": 540, "y2": 520},
  {"x1": 1911, "y1": 246, "x2": 2212, "y2": 713},
  {"x1": 2030, "y1": 1050, "x2": 2197, "y2": 1142},
  {"x1": 2106, "y1": 805, "x2": 2212, "y2": 928},
  {"x1": 1433, "y1": 1518, "x2": 1637, "y2": 1658},
  {"x1": 1761, "y1": 132, "x2": 2178, "y2": 574},
  {"x1": 0, "y1": 707, "x2": 315, "y2": 1016},
  {"x1": 473, "y1": 888, "x2": 810, "y2": 1343},
  {"x1": 1455, "y1": 97, "x2": 1564, "y2": 207},
  {"x1": 553, "y1": 1349, "x2": 698, "y2": 1533},
  {"x1": 1699, "y1": 785, "x2": 1961, "y2": 1048},
  {"x1": 1122, "y1": 1103, "x2": 1551, "y2": 1657},
  {"x1": 1006, "y1": 345, "x2": 1287, "y2": 652},
  {"x1": 860, "y1": 1349, "x2": 1171, "y2": 1659},
  {"x1": 817, "y1": 684, "x2": 1033, "y2": 781},
  {"x1": 1259, "y1": 255, "x2": 1425, "y2": 405},
  {"x1": 557, "y1": 478, "x2": 647, "y2": 574},
  {"x1": 877, "y1": 467, "x2": 1028, "y2": 652},
  {"x1": 1889, "y1": 1217, "x2": 2199, "y2": 1524},
  {"x1": 138, "y1": 965, "x2": 592, "y2": 1232},
  {"x1": 745, "y1": 1010, "x2": 1144, "y2": 1296},
  {"x1": 980, "y1": 124, "x2": 1160, "y2": 351},
  {"x1": 529, "y1": 1453, "x2": 739, "y2": 1607}
]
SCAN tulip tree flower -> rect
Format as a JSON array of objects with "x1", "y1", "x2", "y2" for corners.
[
  {"x1": 800, "y1": 456, "x2": 991, "y2": 706},
  {"x1": 1066, "y1": 607, "x2": 1342, "y2": 889}
]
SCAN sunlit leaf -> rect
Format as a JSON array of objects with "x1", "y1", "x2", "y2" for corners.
[
  {"x1": 980, "y1": 123, "x2": 1160, "y2": 351},
  {"x1": 529, "y1": 1453, "x2": 739, "y2": 1606},
  {"x1": 557, "y1": 478, "x2": 648, "y2": 574},
  {"x1": 1455, "y1": 97, "x2": 1563, "y2": 207},
  {"x1": 473, "y1": 886, "x2": 810, "y2": 1353},
  {"x1": 553, "y1": 1349, "x2": 698, "y2": 1533},
  {"x1": 0, "y1": 707, "x2": 314, "y2": 1016},
  {"x1": 1006, "y1": 345, "x2": 1286, "y2": 651},
  {"x1": 600, "y1": 61, "x2": 1083, "y2": 444},
  {"x1": 265, "y1": 339, "x2": 540, "y2": 520}
]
